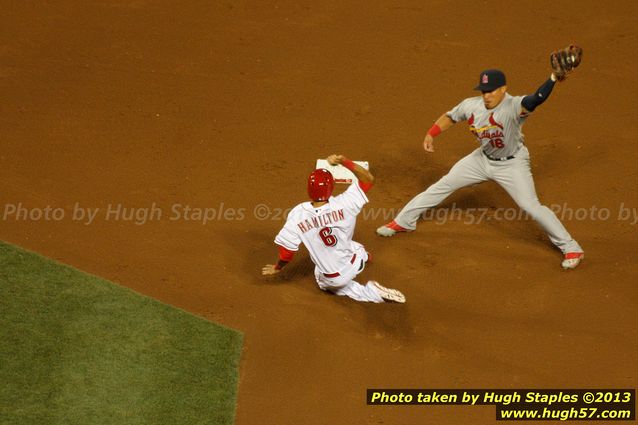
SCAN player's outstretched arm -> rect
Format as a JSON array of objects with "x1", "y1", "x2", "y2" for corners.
[
  {"x1": 521, "y1": 74, "x2": 557, "y2": 113},
  {"x1": 423, "y1": 114, "x2": 455, "y2": 153},
  {"x1": 327, "y1": 154, "x2": 374, "y2": 185},
  {"x1": 262, "y1": 246, "x2": 295, "y2": 275}
]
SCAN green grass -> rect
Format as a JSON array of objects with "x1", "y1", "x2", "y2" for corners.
[{"x1": 0, "y1": 241, "x2": 243, "y2": 425}]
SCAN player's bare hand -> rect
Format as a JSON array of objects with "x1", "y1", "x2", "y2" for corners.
[
  {"x1": 423, "y1": 135, "x2": 435, "y2": 153},
  {"x1": 327, "y1": 154, "x2": 344, "y2": 165},
  {"x1": 262, "y1": 264, "x2": 280, "y2": 276}
]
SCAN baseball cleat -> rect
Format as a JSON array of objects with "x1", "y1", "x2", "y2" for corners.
[
  {"x1": 561, "y1": 252, "x2": 584, "y2": 269},
  {"x1": 369, "y1": 280, "x2": 406, "y2": 303},
  {"x1": 376, "y1": 220, "x2": 409, "y2": 237}
]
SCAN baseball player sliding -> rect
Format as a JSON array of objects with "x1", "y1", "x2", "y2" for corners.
[
  {"x1": 377, "y1": 46, "x2": 585, "y2": 269},
  {"x1": 262, "y1": 154, "x2": 406, "y2": 303}
]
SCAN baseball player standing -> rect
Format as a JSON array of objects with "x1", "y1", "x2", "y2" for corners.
[
  {"x1": 262, "y1": 154, "x2": 406, "y2": 303},
  {"x1": 377, "y1": 66, "x2": 585, "y2": 269}
]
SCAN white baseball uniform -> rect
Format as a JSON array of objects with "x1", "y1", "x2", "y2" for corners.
[
  {"x1": 393, "y1": 93, "x2": 583, "y2": 254},
  {"x1": 275, "y1": 182, "x2": 385, "y2": 302}
]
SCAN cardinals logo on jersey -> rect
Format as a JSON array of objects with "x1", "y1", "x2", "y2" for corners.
[
  {"x1": 468, "y1": 113, "x2": 505, "y2": 148},
  {"x1": 469, "y1": 112, "x2": 504, "y2": 137},
  {"x1": 488, "y1": 113, "x2": 504, "y2": 130}
]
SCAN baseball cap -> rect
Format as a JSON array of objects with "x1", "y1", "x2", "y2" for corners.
[{"x1": 474, "y1": 69, "x2": 506, "y2": 91}]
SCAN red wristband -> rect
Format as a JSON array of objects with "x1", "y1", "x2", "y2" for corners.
[
  {"x1": 341, "y1": 158, "x2": 356, "y2": 171},
  {"x1": 278, "y1": 245, "x2": 295, "y2": 262},
  {"x1": 427, "y1": 124, "x2": 442, "y2": 138},
  {"x1": 358, "y1": 180, "x2": 373, "y2": 193}
]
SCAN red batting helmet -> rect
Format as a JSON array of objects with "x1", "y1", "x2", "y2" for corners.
[{"x1": 307, "y1": 169, "x2": 334, "y2": 201}]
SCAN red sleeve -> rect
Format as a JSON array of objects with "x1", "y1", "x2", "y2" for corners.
[
  {"x1": 278, "y1": 245, "x2": 295, "y2": 262},
  {"x1": 358, "y1": 180, "x2": 373, "y2": 193},
  {"x1": 342, "y1": 158, "x2": 373, "y2": 193}
]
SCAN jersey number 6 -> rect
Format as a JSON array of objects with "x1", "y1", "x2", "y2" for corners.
[{"x1": 319, "y1": 227, "x2": 338, "y2": 247}]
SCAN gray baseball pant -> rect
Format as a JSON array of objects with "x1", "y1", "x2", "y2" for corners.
[{"x1": 393, "y1": 146, "x2": 583, "y2": 254}]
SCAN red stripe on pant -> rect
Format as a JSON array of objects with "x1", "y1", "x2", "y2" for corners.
[{"x1": 323, "y1": 254, "x2": 357, "y2": 278}]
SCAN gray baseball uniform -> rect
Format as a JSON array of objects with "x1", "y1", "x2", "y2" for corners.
[{"x1": 393, "y1": 93, "x2": 583, "y2": 254}]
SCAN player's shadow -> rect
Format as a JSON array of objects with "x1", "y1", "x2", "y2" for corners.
[
  {"x1": 276, "y1": 253, "x2": 315, "y2": 283},
  {"x1": 218, "y1": 225, "x2": 317, "y2": 286},
  {"x1": 361, "y1": 300, "x2": 414, "y2": 342},
  {"x1": 323, "y1": 282, "x2": 415, "y2": 342}
]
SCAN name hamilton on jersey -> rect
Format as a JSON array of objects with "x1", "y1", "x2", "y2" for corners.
[{"x1": 297, "y1": 209, "x2": 346, "y2": 233}]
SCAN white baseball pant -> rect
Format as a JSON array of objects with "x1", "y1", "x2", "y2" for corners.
[{"x1": 314, "y1": 241, "x2": 384, "y2": 303}]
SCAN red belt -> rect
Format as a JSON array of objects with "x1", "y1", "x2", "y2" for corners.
[{"x1": 323, "y1": 254, "x2": 357, "y2": 278}]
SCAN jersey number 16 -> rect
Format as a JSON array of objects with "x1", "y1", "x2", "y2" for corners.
[{"x1": 489, "y1": 138, "x2": 504, "y2": 148}]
